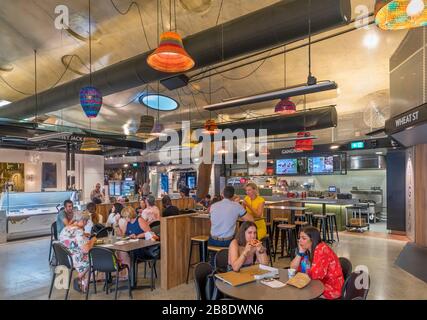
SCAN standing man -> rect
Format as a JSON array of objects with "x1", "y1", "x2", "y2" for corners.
[
  {"x1": 90, "y1": 183, "x2": 105, "y2": 204},
  {"x1": 56, "y1": 199, "x2": 74, "y2": 237},
  {"x1": 209, "y1": 186, "x2": 254, "y2": 248},
  {"x1": 142, "y1": 179, "x2": 151, "y2": 196}
]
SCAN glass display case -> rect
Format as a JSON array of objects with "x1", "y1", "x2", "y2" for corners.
[{"x1": 0, "y1": 191, "x2": 76, "y2": 240}]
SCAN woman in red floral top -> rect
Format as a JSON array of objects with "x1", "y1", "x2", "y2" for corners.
[{"x1": 290, "y1": 226, "x2": 344, "y2": 300}]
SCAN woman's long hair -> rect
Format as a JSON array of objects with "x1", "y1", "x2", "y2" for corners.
[
  {"x1": 235, "y1": 221, "x2": 258, "y2": 247},
  {"x1": 301, "y1": 226, "x2": 322, "y2": 263}
]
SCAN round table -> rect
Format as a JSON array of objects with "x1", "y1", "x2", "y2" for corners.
[{"x1": 215, "y1": 269, "x2": 324, "y2": 300}]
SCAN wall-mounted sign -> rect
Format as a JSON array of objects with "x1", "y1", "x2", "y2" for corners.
[
  {"x1": 281, "y1": 148, "x2": 304, "y2": 155},
  {"x1": 385, "y1": 103, "x2": 427, "y2": 134},
  {"x1": 350, "y1": 141, "x2": 365, "y2": 150}
]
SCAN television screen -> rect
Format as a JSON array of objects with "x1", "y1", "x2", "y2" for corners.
[
  {"x1": 308, "y1": 156, "x2": 334, "y2": 174},
  {"x1": 276, "y1": 159, "x2": 298, "y2": 175}
]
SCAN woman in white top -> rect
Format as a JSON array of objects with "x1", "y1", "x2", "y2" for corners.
[{"x1": 141, "y1": 195, "x2": 160, "y2": 224}]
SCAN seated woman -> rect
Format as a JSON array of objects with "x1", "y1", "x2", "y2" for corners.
[
  {"x1": 59, "y1": 211, "x2": 97, "y2": 293},
  {"x1": 141, "y1": 195, "x2": 160, "y2": 224},
  {"x1": 198, "y1": 194, "x2": 211, "y2": 208},
  {"x1": 228, "y1": 221, "x2": 269, "y2": 272},
  {"x1": 84, "y1": 202, "x2": 103, "y2": 235},
  {"x1": 162, "y1": 195, "x2": 179, "y2": 217},
  {"x1": 136, "y1": 197, "x2": 147, "y2": 217},
  {"x1": 290, "y1": 226, "x2": 344, "y2": 300},
  {"x1": 106, "y1": 203, "x2": 124, "y2": 228}
]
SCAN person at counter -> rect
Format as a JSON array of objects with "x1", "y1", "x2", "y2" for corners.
[
  {"x1": 228, "y1": 221, "x2": 269, "y2": 272},
  {"x1": 90, "y1": 183, "x2": 105, "y2": 204},
  {"x1": 142, "y1": 179, "x2": 151, "y2": 196},
  {"x1": 290, "y1": 226, "x2": 344, "y2": 300},
  {"x1": 209, "y1": 186, "x2": 254, "y2": 248},
  {"x1": 59, "y1": 211, "x2": 96, "y2": 293},
  {"x1": 56, "y1": 199, "x2": 74, "y2": 237},
  {"x1": 141, "y1": 195, "x2": 160, "y2": 224},
  {"x1": 198, "y1": 194, "x2": 211, "y2": 208},
  {"x1": 180, "y1": 186, "x2": 190, "y2": 198},
  {"x1": 242, "y1": 183, "x2": 267, "y2": 240},
  {"x1": 162, "y1": 195, "x2": 180, "y2": 217}
]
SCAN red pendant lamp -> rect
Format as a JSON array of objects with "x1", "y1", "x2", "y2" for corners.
[
  {"x1": 294, "y1": 132, "x2": 314, "y2": 151},
  {"x1": 275, "y1": 98, "x2": 296, "y2": 114},
  {"x1": 202, "y1": 119, "x2": 219, "y2": 135}
]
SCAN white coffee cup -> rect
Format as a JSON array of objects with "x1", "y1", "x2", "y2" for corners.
[{"x1": 288, "y1": 268, "x2": 296, "y2": 278}]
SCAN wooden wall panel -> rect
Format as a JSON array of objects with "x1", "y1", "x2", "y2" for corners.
[
  {"x1": 415, "y1": 144, "x2": 427, "y2": 247},
  {"x1": 160, "y1": 215, "x2": 210, "y2": 290}
]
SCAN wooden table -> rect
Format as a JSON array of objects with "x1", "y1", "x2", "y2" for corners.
[
  {"x1": 265, "y1": 205, "x2": 306, "y2": 224},
  {"x1": 98, "y1": 239, "x2": 160, "y2": 289},
  {"x1": 215, "y1": 269, "x2": 324, "y2": 300}
]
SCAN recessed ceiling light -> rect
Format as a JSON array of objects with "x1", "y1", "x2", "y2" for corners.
[
  {"x1": 139, "y1": 93, "x2": 179, "y2": 111},
  {"x1": 0, "y1": 100, "x2": 11, "y2": 108},
  {"x1": 123, "y1": 164, "x2": 129, "y2": 168},
  {"x1": 330, "y1": 145, "x2": 340, "y2": 150},
  {"x1": 376, "y1": 151, "x2": 383, "y2": 155}
]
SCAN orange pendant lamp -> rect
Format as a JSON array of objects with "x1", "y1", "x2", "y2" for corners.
[
  {"x1": 147, "y1": 31, "x2": 195, "y2": 73},
  {"x1": 375, "y1": 0, "x2": 427, "y2": 30},
  {"x1": 202, "y1": 119, "x2": 219, "y2": 135}
]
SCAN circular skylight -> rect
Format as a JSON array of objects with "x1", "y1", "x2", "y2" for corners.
[{"x1": 139, "y1": 94, "x2": 179, "y2": 111}]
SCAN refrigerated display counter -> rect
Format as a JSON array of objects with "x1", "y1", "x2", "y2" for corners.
[{"x1": 0, "y1": 191, "x2": 76, "y2": 240}]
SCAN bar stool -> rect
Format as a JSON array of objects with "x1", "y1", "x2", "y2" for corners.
[
  {"x1": 326, "y1": 213, "x2": 340, "y2": 242},
  {"x1": 186, "y1": 235, "x2": 209, "y2": 283},
  {"x1": 265, "y1": 222, "x2": 273, "y2": 243},
  {"x1": 304, "y1": 212, "x2": 314, "y2": 226},
  {"x1": 313, "y1": 214, "x2": 328, "y2": 242},
  {"x1": 273, "y1": 217, "x2": 289, "y2": 255},
  {"x1": 294, "y1": 213, "x2": 305, "y2": 222},
  {"x1": 294, "y1": 221, "x2": 308, "y2": 237},
  {"x1": 261, "y1": 236, "x2": 274, "y2": 267},
  {"x1": 276, "y1": 224, "x2": 297, "y2": 260}
]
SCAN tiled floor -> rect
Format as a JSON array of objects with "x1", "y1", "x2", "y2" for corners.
[{"x1": 0, "y1": 233, "x2": 426, "y2": 300}]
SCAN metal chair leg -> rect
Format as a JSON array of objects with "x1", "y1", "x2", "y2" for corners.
[
  {"x1": 85, "y1": 268, "x2": 91, "y2": 300},
  {"x1": 186, "y1": 241, "x2": 194, "y2": 284},
  {"x1": 115, "y1": 271, "x2": 119, "y2": 300},
  {"x1": 48, "y1": 272, "x2": 56, "y2": 299},
  {"x1": 127, "y1": 266, "x2": 133, "y2": 299},
  {"x1": 65, "y1": 271, "x2": 72, "y2": 300}
]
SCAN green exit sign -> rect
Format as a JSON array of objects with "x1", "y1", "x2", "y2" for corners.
[{"x1": 351, "y1": 141, "x2": 365, "y2": 150}]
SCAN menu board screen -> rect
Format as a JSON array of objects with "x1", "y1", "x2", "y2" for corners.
[
  {"x1": 308, "y1": 156, "x2": 334, "y2": 174},
  {"x1": 276, "y1": 159, "x2": 298, "y2": 175}
]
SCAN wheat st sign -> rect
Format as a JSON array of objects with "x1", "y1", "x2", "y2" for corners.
[{"x1": 386, "y1": 103, "x2": 427, "y2": 134}]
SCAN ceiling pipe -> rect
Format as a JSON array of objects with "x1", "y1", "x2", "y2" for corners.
[{"x1": 0, "y1": 0, "x2": 351, "y2": 120}]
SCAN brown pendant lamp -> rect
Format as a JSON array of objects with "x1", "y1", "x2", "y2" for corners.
[{"x1": 147, "y1": 0, "x2": 195, "y2": 73}]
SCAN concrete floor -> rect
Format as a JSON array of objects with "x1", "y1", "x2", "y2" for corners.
[{"x1": 0, "y1": 233, "x2": 426, "y2": 300}]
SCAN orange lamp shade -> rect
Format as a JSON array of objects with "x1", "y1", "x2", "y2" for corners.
[
  {"x1": 375, "y1": 0, "x2": 427, "y2": 30},
  {"x1": 147, "y1": 31, "x2": 195, "y2": 73},
  {"x1": 295, "y1": 132, "x2": 314, "y2": 151},
  {"x1": 202, "y1": 119, "x2": 219, "y2": 135}
]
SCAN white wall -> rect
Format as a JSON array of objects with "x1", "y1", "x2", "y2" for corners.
[{"x1": 0, "y1": 148, "x2": 104, "y2": 202}]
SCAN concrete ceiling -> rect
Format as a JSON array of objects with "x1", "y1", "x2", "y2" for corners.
[{"x1": 0, "y1": 0, "x2": 409, "y2": 147}]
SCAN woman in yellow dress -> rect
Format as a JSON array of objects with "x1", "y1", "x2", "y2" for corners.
[{"x1": 242, "y1": 183, "x2": 266, "y2": 240}]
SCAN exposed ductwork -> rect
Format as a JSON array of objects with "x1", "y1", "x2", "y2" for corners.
[{"x1": 0, "y1": 0, "x2": 350, "y2": 120}]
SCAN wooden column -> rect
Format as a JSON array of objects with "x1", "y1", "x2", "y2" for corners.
[
  {"x1": 196, "y1": 163, "x2": 212, "y2": 200},
  {"x1": 415, "y1": 144, "x2": 427, "y2": 247}
]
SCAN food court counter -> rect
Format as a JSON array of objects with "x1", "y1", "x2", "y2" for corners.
[
  {"x1": 95, "y1": 198, "x2": 196, "y2": 222},
  {"x1": 160, "y1": 213, "x2": 210, "y2": 290}
]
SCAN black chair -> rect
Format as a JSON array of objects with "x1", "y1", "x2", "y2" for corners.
[
  {"x1": 194, "y1": 262, "x2": 213, "y2": 300},
  {"x1": 135, "y1": 244, "x2": 161, "y2": 291},
  {"x1": 214, "y1": 249, "x2": 229, "y2": 273},
  {"x1": 49, "y1": 222, "x2": 58, "y2": 265},
  {"x1": 149, "y1": 221, "x2": 161, "y2": 237},
  {"x1": 91, "y1": 225, "x2": 112, "y2": 238},
  {"x1": 341, "y1": 270, "x2": 370, "y2": 300},
  {"x1": 48, "y1": 242, "x2": 74, "y2": 300},
  {"x1": 86, "y1": 247, "x2": 132, "y2": 300},
  {"x1": 339, "y1": 257, "x2": 353, "y2": 282}
]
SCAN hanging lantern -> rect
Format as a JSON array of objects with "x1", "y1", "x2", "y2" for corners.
[
  {"x1": 136, "y1": 115, "x2": 155, "y2": 138},
  {"x1": 80, "y1": 137, "x2": 101, "y2": 152},
  {"x1": 150, "y1": 121, "x2": 166, "y2": 137},
  {"x1": 202, "y1": 119, "x2": 219, "y2": 135},
  {"x1": 375, "y1": 0, "x2": 427, "y2": 30},
  {"x1": 147, "y1": 31, "x2": 195, "y2": 73},
  {"x1": 80, "y1": 86, "x2": 103, "y2": 118},
  {"x1": 274, "y1": 98, "x2": 296, "y2": 114},
  {"x1": 294, "y1": 132, "x2": 314, "y2": 151}
]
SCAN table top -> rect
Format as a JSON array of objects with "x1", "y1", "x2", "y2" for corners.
[
  {"x1": 265, "y1": 206, "x2": 307, "y2": 211},
  {"x1": 98, "y1": 239, "x2": 160, "y2": 252},
  {"x1": 215, "y1": 269, "x2": 324, "y2": 300}
]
